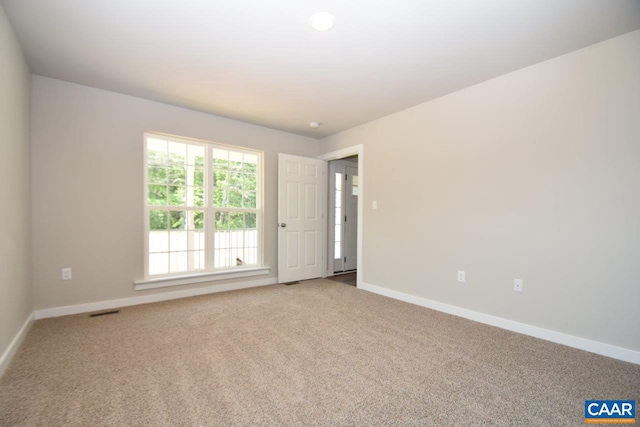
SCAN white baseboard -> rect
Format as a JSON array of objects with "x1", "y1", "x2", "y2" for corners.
[
  {"x1": 35, "y1": 277, "x2": 278, "y2": 320},
  {"x1": 0, "y1": 312, "x2": 35, "y2": 377},
  {"x1": 359, "y1": 281, "x2": 640, "y2": 365}
]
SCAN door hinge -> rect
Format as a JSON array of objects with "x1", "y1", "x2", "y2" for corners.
[
  {"x1": 345, "y1": 174, "x2": 348, "y2": 181},
  {"x1": 345, "y1": 215, "x2": 347, "y2": 222},
  {"x1": 344, "y1": 257, "x2": 346, "y2": 263}
]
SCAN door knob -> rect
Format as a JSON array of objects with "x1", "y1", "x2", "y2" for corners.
[{"x1": 280, "y1": 223, "x2": 287, "y2": 228}]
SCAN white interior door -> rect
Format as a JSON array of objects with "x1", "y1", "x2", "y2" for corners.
[{"x1": 278, "y1": 153, "x2": 326, "y2": 283}]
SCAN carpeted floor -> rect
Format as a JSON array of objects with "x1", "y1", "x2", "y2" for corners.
[
  {"x1": 326, "y1": 272, "x2": 357, "y2": 286},
  {"x1": 0, "y1": 280, "x2": 638, "y2": 426}
]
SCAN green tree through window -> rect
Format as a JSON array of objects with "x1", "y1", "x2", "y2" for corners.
[{"x1": 145, "y1": 134, "x2": 261, "y2": 276}]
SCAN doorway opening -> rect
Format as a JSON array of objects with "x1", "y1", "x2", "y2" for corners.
[
  {"x1": 329, "y1": 157, "x2": 358, "y2": 275},
  {"x1": 318, "y1": 144, "x2": 364, "y2": 287}
]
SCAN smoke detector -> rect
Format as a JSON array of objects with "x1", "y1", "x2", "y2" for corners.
[{"x1": 309, "y1": 121, "x2": 321, "y2": 129}]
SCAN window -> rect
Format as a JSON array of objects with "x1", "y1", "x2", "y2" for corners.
[
  {"x1": 352, "y1": 175, "x2": 359, "y2": 196},
  {"x1": 144, "y1": 133, "x2": 262, "y2": 278}
]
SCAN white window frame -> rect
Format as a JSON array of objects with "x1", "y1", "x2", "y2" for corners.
[{"x1": 138, "y1": 132, "x2": 268, "y2": 289}]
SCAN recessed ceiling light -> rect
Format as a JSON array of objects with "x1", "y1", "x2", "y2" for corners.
[
  {"x1": 309, "y1": 12, "x2": 335, "y2": 32},
  {"x1": 309, "y1": 121, "x2": 321, "y2": 129}
]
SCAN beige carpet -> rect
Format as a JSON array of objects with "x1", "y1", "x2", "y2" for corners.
[
  {"x1": 327, "y1": 272, "x2": 357, "y2": 286},
  {"x1": 0, "y1": 280, "x2": 638, "y2": 426}
]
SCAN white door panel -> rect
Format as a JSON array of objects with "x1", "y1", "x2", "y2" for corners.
[{"x1": 278, "y1": 154, "x2": 326, "y2": 283}]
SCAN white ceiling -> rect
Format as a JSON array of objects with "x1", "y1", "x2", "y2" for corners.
[{"x1": 3, "y1": 0, "x2": 640, "y2": 138}]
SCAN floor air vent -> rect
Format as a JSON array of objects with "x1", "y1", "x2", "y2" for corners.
[{"x1": 89, "y1": 310, "x2": 120, "y2": 317}]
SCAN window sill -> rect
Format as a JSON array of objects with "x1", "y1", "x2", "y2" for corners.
[{"x1": 134, "y1": 267, "x2": 271, "y2": 291}]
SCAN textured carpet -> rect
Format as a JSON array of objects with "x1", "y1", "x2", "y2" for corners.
[
  {"x1": 327, "y1": 272, "x2": 357, "y2": 287},
  {"x1": 0, "y1": 280, "x2": 638, "y2": 426}
]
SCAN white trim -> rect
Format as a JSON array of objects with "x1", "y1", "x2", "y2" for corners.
[
  {"x1": 36, "y1": 277, "x2": 278, "y2": 320},
  {"x1": 134, "y1": 266, "x2": 270, "y2": 290},
  {"x1": 359, "y1": 281, "x2": 640, "y2": 365},
  {"x1": 0, "y1": 312, "x2": 35, "y2": 377},
  {"x1": 318, "y1": 144, "x2": 364, "y2": 286}
]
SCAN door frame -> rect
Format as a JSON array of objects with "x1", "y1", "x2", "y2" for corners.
[
  {"x1": 328, "y1": 159, "x2": 358, "y2": 273},
  {"x1": 318, "y1": 144, "x2": 364, "y2": 288}
]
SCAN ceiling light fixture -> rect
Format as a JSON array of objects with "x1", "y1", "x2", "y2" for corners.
[
  {"x1": 309, "y1": 121, "x2": 321, "y2": 129},
  {"x1": 309, "y1": 12, "x2": 335, "y2": 32}
]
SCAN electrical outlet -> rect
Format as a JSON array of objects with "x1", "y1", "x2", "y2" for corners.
[
  {"x1": 457, "y1": 270, "x2": 465, "y2": 283},
  {"x1": 513, "y1": 278, "x2": 523, "y2": 292},
  {"x1": 62, "y1": 268, "x2": 72, "y2": 281}
]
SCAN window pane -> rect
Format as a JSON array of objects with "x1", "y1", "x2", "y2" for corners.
[
  {"x1": 149, "y1": 231, "x2": 168, "y2": 253},
  {"x1": 335, "y1": 173, "x2": 342, "y2": 190},
  {"x1": 352, "y1": 175, "x2": 359, "y2": 196},
  {"x1": 245, "y1": 212, "x2": 257, "y2": 229},
  {"x1": 149, "y1": 210, "x2": 168, "y2": 230},
  {"x1": 231, "y1": 229, "x2": 243, "y2": 249},
  {"x1": 215, "y1": 248, "x2": 230, "y2": 268},
  {"x1": 243, "y1": 173, "x2": 257, "y2": 191},
  {"x1": 169, "y1": 251, "x2": 188, "y2": 273},
  {"x1": 147, "y1": 138, "x2": 167, "y2": 165},
  {"x1": 188, "y1": 145, "x2": 204, "y2": 166},
  {"x1": 168, "y1": 186, "x2": 186, "y2": 206},
  {"x1": 228, "y1": 189, "x2": 242, "y2": 208},
  {"x1": 335, "y1": 241, "x2": 341, "y2": 259},
  {"x1": 169, "y1": 210, "x2": 186, "y2": 229},
  {"x1": 244, "y1": 154, "x2": 258, "y2": 172},
  {"x1": 213, "y1": 149, "x2": 228, "y2": 168},
  {"x1": 193, "y1": 230, "x2": 205, "y2": 250},
  {"x1": 194, "y1": 250, "x2": 205, "y2": 269},
  {"x1": 170, "y1": 230, "x2": 187, "y2": 251},
  {"x1": 148, "y1": 166, "x2": 167, "y2": 184},
  {"x1": 192, "y1": 167, "x2": 204, "y2": 207},
  {"x1": 229, "y1": 151, "x2": 243, "y2": 170},
  {"x1": 245, "y1": 247, "x2": 257, "y2": 265},
  {"x1": 215, "y1": 211, "x2": 228, "y2": 229},
  {"x1": 168, "y1": 165, "x2": 185, "y2": 185},
  {"x1": 148, "y1": 185, "x2": 167, "y2": 206},
  {"x1": 194, "y1": 211, "x2": 204, "y2": 230},
  {"x1": 213, "y1": 171, "x2": 227, "y2": 207},
  {"x1": 213, "y1": 170, "x2": 227, "y2": 186},
  {"x1": 229, "y1": 212, "x2": 244, "y2": 229},
  {"x1": 168, "y1": 142, "x2": 186, "y2": 164},
  {"x1": 244, "y1": 191, "x2": 256, "y2": 209},
  {"x1": 228, "y1": 172, "x2": 242, "y2": 188},
  {"x1": 149, "y1": 253, "x2": 168, "y2": 275},
  {"x1": 190, "y1": 186, "x2": 204, "y2": 207},
  {"x1": 214, "y1": 188, "x2": 226, "y2": 208}
]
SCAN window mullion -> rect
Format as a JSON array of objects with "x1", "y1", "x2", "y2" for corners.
[{"x1": 205, "y1": 145, "x2": 215, "y2": 272}]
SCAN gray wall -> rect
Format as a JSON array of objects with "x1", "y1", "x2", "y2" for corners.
[
  {"x1": 31, "y1": 76, "x2": 319, "y2": 310},
  {"x1": 0, "y1": 4, "x2": 32, "y2": 358},
  {"x1": 321, "y1": 30, "x2": 640, "y2": 352}
]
